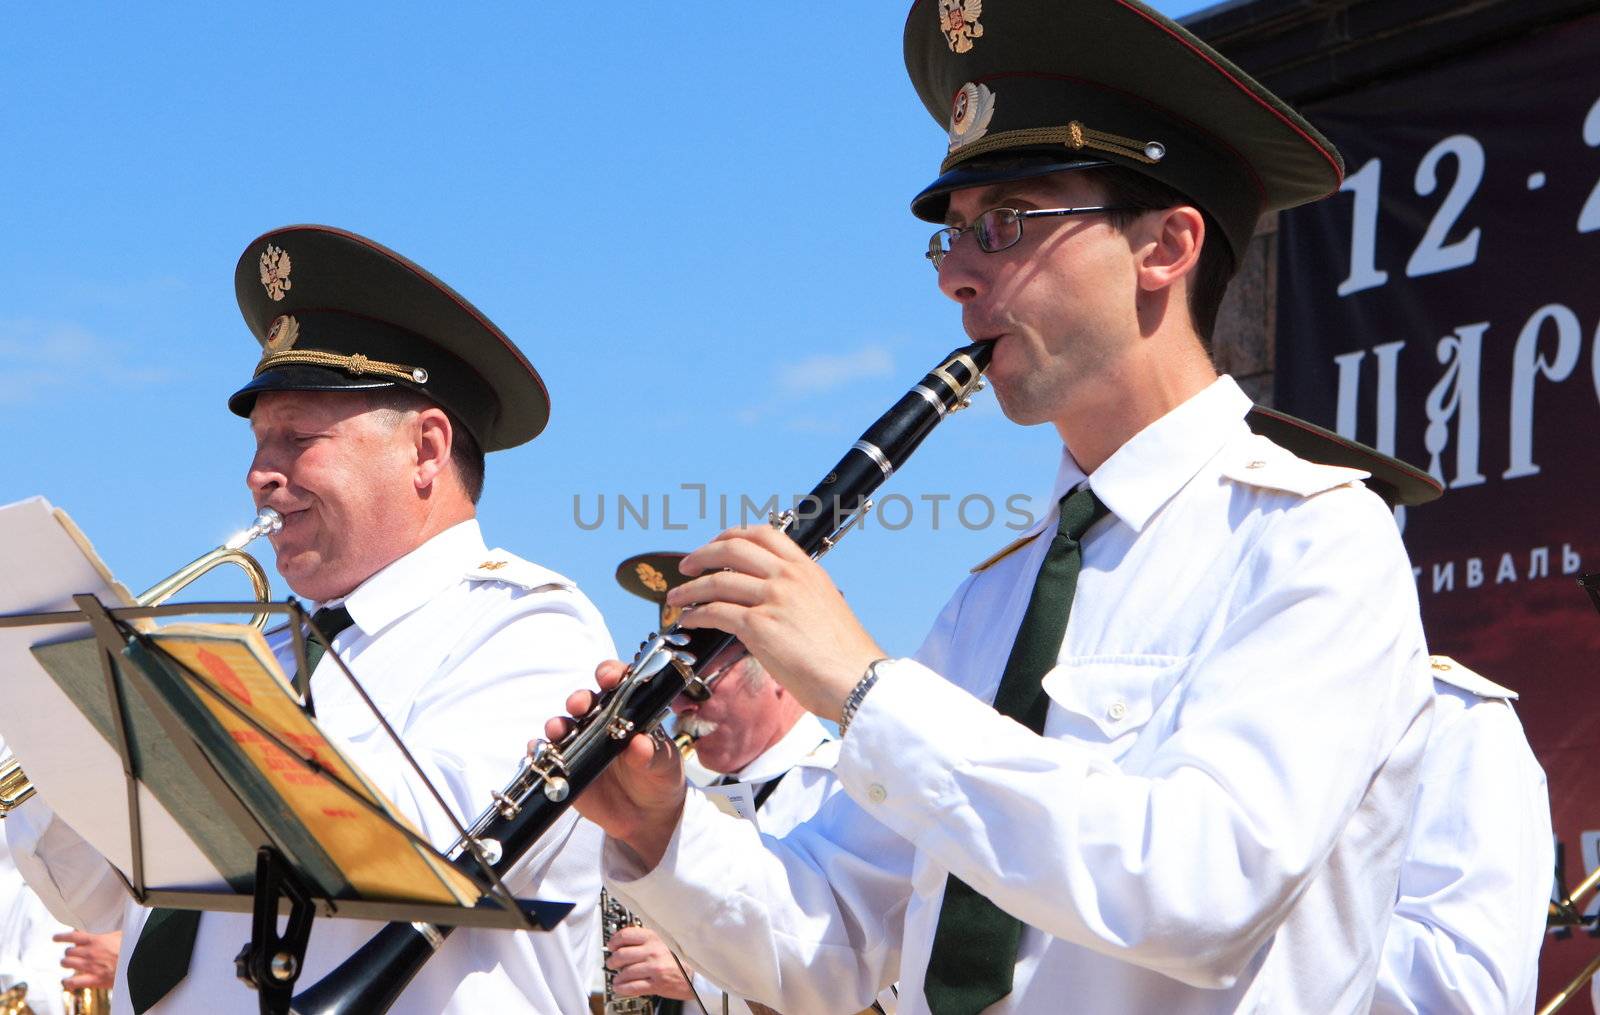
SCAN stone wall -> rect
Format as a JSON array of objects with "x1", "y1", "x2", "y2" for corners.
[{"x1": 1209, "y1": 211, "x2": 1277, "y2": 407}]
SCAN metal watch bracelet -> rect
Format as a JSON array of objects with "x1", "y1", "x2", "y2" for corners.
[{"x1": 839, "y1": 658, "x2": 890, "y2": 737}]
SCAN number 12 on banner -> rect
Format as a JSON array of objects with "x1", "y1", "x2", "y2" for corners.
[{"x1": 1335, "y1": 94, "x2": 1600, "y2": 299}]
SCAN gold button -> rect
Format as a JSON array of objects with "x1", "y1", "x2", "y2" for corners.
[
  {"x1": 1107, "y1": 700, "x2": 1128, "y2": 721},
  {"x1": 867, "y1": 783, "x2": 888, "y2": 804}
]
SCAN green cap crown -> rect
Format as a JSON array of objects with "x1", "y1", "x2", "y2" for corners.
[{"x1": 904, "y1": 0, "x2": 1345, "y2": 261}]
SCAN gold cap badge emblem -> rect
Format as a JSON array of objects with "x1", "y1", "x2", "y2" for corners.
[
  {"x1": 938, "y1": 0, "x2": 984, "y2": 54},
  {"x1": 636, "y1": 562, "x2": 668, "y2": 594},
  {"x1": 264, "y1": 315, "x2": 300, "y2": 354},
  {"x1": 948, "y1": 82, "x2": 997, "y2": 153},
  {"x1": 260, "y1": 244, "x2": 292, "y2": 301}
]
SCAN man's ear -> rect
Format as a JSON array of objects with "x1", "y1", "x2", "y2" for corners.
[
  {"x1": 1135, "y1": 204, "x2": 1205, "y2": 294},
  {"x1": 413, "y1": 407, "x2": 453, "y2": 492}
]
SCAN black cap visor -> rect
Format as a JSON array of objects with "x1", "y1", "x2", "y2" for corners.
[
  {"x1": 228, "y1": 365, "x2": 399, "y2": 418},
  {"x1": 1246, "y1": 406, "x2": 1442, "y2": 508},
  {"x1": 911, "y1": 150, "x2": 1111, "y2": 222}
]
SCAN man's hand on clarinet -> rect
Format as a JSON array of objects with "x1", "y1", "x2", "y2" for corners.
[
  {"x1": 606, "y1": 924, "x2": 695, "y2": 1001},
  {"x1": 668, "y1": 525, "x2": 885, "y2": 723},
  {"x1": 537, "y1": 660, "x2": 687, "y2": 869}
]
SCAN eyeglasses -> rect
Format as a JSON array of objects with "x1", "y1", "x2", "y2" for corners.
[{"x1": 925, "y1": 205, "x2": 1138, "y2": 269}]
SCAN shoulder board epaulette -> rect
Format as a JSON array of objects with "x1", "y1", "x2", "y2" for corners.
[
  {"x1": 1430, "y1": 655, "x2": 1518, "y2": 700},
  {"x1": 1218, "y1": 432, "x2": 1368, "y2": 499},
  {"x1": 465, "y1": 552, "x2": 574, "y2": 593},
  {"x1": 971, "y1": 531, "x2": 1041, "y2": 574}
]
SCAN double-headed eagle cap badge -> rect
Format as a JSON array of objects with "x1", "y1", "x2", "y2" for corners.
[
  {"x1": 938, "y1": 0, "x2": 984, "y2": 53},
  {"x1": 259, "y1": 243, "x2": 292, "y2": 301}
]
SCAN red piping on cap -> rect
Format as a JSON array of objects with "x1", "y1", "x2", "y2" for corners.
[{"x1": 1112, "y1": 0, "x2": 1344, "y2": 191}]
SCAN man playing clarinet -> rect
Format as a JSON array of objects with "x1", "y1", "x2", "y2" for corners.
[{"x1": 554, "y1": 2, "x2": 1434, "y2": 1011}]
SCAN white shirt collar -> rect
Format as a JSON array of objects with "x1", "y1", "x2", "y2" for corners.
[
  {"x1": 1041, "y1": 376, "x2": 1252, "y2": 536},
  {"x1": 732, "y1": 712, "x2": 832, "y2": 784},
  {"x1": 319, "y1": 519, "x2": 488, "y2": 638}
]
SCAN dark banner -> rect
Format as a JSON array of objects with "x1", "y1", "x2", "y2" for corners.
[{"x1": 1275, "y1": 12, "x2": 1600, "y2": 1006}]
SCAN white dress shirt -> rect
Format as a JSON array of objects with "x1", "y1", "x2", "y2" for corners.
[
  {"x1": 1373, "y1": 658, "x2": 1552, "y2": 1014},
  {"x1": 2, "y1": 737, "x2": 70, "y2": 1015},
  {"x1": 5, "y1": 519, "x2": 615, "y2": 1015},
  {"x1": 681, "y1": 713, "x2": 841, "y2": 1015},
  {"x1": 609, "y1": 376, "x2": 1434, "y2": 1014}
]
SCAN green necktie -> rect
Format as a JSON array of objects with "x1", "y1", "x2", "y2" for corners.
[
  {"x1": 300, "y1": 604, "x2": 354, "y2": 690},
  {"x1": 125, "y1": 605, "x2": 355, "y2": 1013},
  {"x1": 923, "y1": 486, "x2": 1108, "y2": 1015}
]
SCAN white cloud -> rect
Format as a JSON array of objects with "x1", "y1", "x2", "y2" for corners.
[
  {"x1": 0, "y1": 319, "x2": 171, "y2": 403},
  {"x1": 777, "y1": 345, "x2": 895, "y2": 396}
]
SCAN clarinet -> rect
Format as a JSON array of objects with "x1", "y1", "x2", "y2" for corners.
[
  {"x1": 600, "y1": 888, "x2": 654, "y2": 1014},
  {"x1": 289, "y1": 340, "x2": 992, "y2": 1015},
  {"x1": 599, "y1": 728, "x2": 697, "y2": 1015}
]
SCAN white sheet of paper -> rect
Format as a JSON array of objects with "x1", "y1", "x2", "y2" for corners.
[
  {"x1": 701, "y1": 782, "x2": 760, "y2": 832},
  {"x1": 0, "y1": 496, "x2": 227, "y2": 891}
]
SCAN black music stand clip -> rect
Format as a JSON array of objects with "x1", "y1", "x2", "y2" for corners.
[{"x1": 235, "y1": 845, "x2": 316, "y2": 1015}]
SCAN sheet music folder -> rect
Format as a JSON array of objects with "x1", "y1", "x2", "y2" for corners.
[{"x1": 0, "y1": 496, "x2": 568, "y2": 932}]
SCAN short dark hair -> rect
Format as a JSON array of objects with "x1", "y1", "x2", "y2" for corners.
[
  {"x1": 1077, "y1": 165, "x2": 1238, "y2": 343},
  {"x1": 362, "y1": 388, "x2": 486, "y2": 504}
]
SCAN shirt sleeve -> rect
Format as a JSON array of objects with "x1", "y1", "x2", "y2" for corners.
[
  {"x1": 2, "y1": 799, "x2": 127, "y2": 934},
  {"x1": 1372, "y1": 696, "x2": 1552, "y2": 1014},
  {"x1": 835, "y1": 488, "x2": 1433, "y2": 987},
  {"x1": 607, "y1": 787, "x2": 913, "y2": 1014}
]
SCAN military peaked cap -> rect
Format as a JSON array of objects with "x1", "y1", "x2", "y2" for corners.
[
  {"x1": 228, "y1": 225, "x2": 549, "y2": 452},
  {"x1": 1246, "y1": 405, "x2": 1443, "y2": 509},
  {"x1": 904, "y1": 0, "x2": 1345, "y2": 261},
  {"x1": 616, "y1": 552, "x2": 693, "y2": 630}
]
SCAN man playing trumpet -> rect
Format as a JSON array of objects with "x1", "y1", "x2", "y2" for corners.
[{"x1": 5, "y1": 225, "x2": 614, "y2": 1014}]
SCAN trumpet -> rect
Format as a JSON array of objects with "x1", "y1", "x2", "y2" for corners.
[
  {"x1": 0, "y1": 754, "x2": 34, "y2": 817},
  {"x1": 136, "y1": 507, "x2": 283, "y2": 630},
  {"x1": 1540, "y1": 864, "x2": 1600, "y2": 1014},
  {"x1": 0, "y1": 509, "x2": 281, "y2": 818},
  {"x1": 0, "y1": 510, "x2": 279, "y2": 1015}
]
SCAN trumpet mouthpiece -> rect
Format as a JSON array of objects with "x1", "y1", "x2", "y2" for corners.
[{"x1": 226, "y1": 507, "x2": 283, "y2": 550}]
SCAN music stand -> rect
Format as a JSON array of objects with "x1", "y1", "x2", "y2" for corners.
[{"x1": 0, "y1": 597, "x2": 571, "y2": 1015}]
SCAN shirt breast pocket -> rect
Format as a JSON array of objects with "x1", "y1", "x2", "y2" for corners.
[{"x1": 1040, "y1": 655, "x2": 1189, "y2": 759}]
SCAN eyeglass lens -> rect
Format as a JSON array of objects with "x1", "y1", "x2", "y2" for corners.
[
  {"x1": 974, "y1": 209, "x2": 1020, "y2": 252},
  {"x1": 928, "y1": 209, "x2": 1022, "y2": 267}
]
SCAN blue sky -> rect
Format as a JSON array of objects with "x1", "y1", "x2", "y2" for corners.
[{"x1": 1, "y1": 1, "x2": 1216, "y2": 659}]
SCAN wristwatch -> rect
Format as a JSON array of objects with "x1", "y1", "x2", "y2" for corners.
[{"x1": 839, "y1": 658, "x2": 890, "y2": 737}]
